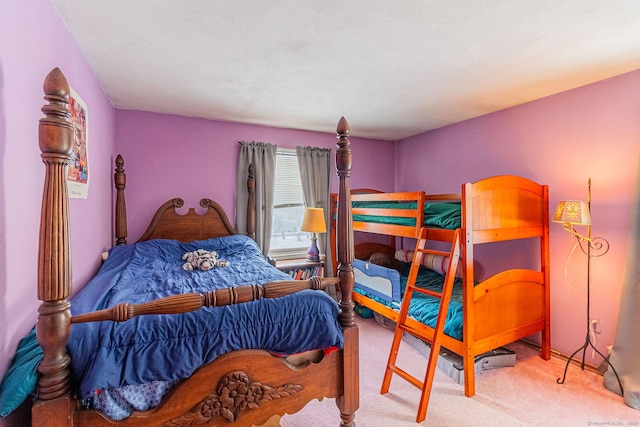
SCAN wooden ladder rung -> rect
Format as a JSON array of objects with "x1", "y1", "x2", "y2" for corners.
[
  {"x1": 398, "y1": 323, "x2": 429, "y2": 341},
  {"x1": 387, "y1": 363, "x2": 424, "y2": 390},
  {"x1": 410, "y1": 286, "x2": 442, "y2": 299},
  {"x1": 416, "y1": 248, "x2": 450, "y2": 258}
]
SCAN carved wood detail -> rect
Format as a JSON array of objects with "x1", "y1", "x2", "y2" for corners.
[
  {"x1": 335, "y1": 116, "x2": 355, "y2": 329},
  {"x1": 36, "y1": 67, "x2": 74, "y2": 402},
  {"x1": 114, "y1": 154, "x2": 127, "y2": 245},
  {"x1": 246, "y1": 163, "x2": 256, "y2": 240},
  {"x1": 114, "y1": 157, "x2": 255, "y2": 246},
  {"x1": 70, "y1": 276, "x2": 339, "y2": 324},
  {"x1": 334, "y1": 116, "x2": 359, "y2": 427},
  {"x1": 162, "y1": 371, "x2": 302, "y2": 426}
]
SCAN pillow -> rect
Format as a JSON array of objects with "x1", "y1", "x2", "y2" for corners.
[{"x1": 395, "y1": 249, "x2": 463, "y2": 278}]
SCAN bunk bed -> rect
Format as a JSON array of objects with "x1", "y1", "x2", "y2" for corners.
[
  {"x1": 20, "y1": 68, "x2": 359, "y2": 426},
  {"x1": 329, "y1": 176, "x2": 551, "y2": 399}
]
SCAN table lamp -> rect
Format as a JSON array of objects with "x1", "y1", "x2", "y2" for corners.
[{"x1": 301, "y1": 207, "x2": 326, "y2": 262}]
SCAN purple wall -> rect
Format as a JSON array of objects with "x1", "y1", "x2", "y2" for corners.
[
  {"x1": 115, "y1": 110, "x2": 394, "y2": 241},
  {"x1": 0, "y1": 1, "x2": 116, "y2": 423},
  {"x1": 395, "y1": 70, "x2": 640, "y2": 362}
]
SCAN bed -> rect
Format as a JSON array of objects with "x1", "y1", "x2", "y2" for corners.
[
  {"x1": 329, "y1": 177, "x2": 551, "y2": 399},
  {"x1": 20, "y1": 68, "x2": 359, "y2": 426}
]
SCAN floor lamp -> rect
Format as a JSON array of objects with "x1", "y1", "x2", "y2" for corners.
[{"x1": 553, "y1": 179, "x2": 623, "y2": 395}]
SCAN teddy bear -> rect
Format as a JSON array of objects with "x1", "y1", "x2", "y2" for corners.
[{"x1": 182, "y1": 249, "x2": 230, "y2": 271}]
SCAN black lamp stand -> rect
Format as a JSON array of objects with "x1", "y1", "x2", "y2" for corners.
[{"x1": 556, "y1": 181, "x2": 623, "y2": 395}]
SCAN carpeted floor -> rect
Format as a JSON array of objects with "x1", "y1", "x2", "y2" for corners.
[{"x1": 280, "y1": 316, "x2": 639, "y2": 426}]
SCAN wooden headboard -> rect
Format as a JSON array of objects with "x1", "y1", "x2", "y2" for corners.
[
  {"x1": 137, "y1": 198, "x2": 237, "y2": 242},
  {"x1": 113, "y1": 154, "x2": 255, "y2": 244}
]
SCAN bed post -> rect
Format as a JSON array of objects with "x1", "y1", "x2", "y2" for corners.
[
  {"x1": 32, "y1": 67, "x2": 74, "y2": 425},
  {"x1": 114, "y1": 154, "x2": 128, "y2": 245},
  {"x1": 246, "y1": 163, "x2": 256, "y2": 240},
  {"x1": 335, "y1": 116, "x2": 359, "y2": 427}
]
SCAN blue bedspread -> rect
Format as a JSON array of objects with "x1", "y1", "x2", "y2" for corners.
[
  {"x1": 0, "y1": 234, "x2": 343, "y2": 418},
  {"x1": 68, "y1": 235, "x2": 343, "y2": 400}
]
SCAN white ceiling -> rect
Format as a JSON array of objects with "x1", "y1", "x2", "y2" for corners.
[{"x1": 51, "y1": 1, "x2": 640, "y2": 141}]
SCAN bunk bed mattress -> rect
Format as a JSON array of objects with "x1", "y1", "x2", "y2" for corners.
[
  {"x1": 354, "y1": 262, "x2": 464, "y2": 340},
  {"x1": 352, "y1": 201, "x2": 461, "y2": 229}
]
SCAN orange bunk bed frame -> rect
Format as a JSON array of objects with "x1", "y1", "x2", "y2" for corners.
[{"x1": 330, "y1": 176, "x2": 551, "y2": 399}]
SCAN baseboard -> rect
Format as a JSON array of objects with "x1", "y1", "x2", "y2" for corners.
[{"x1": 519, "y1": 338, "x2": 604, "y2": 376}]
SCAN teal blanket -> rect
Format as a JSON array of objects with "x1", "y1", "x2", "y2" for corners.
[
  {"x1": 0, "y1": 328, "x2": 41, "y2": 416},
  {"x1": 352, "y1": 201, "x2": 461, "y2": 229}
]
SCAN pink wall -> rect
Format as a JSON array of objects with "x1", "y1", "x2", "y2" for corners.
[
  {"x1": 0, "y1": 1, "x2": 116, "y2": 422},
  {"x1": 395, "y1": 69, "x2": 640, "y2": 363},
  {"x1": 115, "y1": 110, "x2": 394, "y2": 241},
  {"x1": 1, "y1": 1, "x2": 638, "y2": 422}
]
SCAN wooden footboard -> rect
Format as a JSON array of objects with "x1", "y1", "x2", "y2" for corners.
[
  {"x1": 470, "y1": 269, "x2": 547, "y2": 354},
  {"x1": 73, "y1": 349, "x2": 344, "y2": 426}
]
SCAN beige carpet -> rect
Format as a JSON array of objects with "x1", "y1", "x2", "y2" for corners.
[{"x1": 280, "y1": 316, "x2": 639, "y2": 426}]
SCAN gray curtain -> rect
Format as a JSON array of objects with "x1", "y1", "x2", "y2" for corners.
[
  {"x1": 296, "y1": 146, "x2": 335, "y2": 284},
  {"x1": 604, "y1": 153, "x2": 640, "y2": 409},
  {"x1": 236, "y1": 141, "x2": 277, "y2": 256}
]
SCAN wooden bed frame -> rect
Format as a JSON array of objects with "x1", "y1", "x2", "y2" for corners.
[
  {"x1": 33, "y1": 68, "x2": 359, "y2": 426},
  {"x1": 329, "y1": 176, "x2": 551, "y2": 399}
]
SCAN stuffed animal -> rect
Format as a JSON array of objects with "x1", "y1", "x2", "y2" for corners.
[
  {"x1": 182, "y1": 249, "x2": 230, "y2": 271},
  {"x1": 368, "y1": 252, "x2": 403, "y2": 272}
]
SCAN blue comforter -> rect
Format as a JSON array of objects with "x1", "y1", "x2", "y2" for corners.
[
  {"x1": 0, "y1": 235, "x2": 343, "y2": 418},
  {"x1": 67, "y1": 235, "x2": 343, "y2": 400}
]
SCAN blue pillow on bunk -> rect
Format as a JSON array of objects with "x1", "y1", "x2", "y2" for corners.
[
  {"x1": 353, "y1": 258, "x2": 402, "y2": 303},
  {"x1": 0, "y1": 328, "x2": 41, "y2": 416}
]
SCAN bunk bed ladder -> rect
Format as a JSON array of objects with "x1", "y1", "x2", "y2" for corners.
[{"x1": 380, "y1": 227, "x2": 462, "y2": 423}]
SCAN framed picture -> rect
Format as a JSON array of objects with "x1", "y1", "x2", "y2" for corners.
[{"x1": 67, "y1": 87, "x2": 89, "y2": 198}]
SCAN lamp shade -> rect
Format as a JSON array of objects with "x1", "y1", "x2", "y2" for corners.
[
  {"x1": 552, "y1": 200, "x2": 591, "y2": 225},
  {"x1": 301, "y1": 207, "x2": 327, "y2": 233}
]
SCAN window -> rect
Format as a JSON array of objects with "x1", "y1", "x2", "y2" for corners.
[{"x1": 269, "y1": 148, "x2": 311, "y2": 260}]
